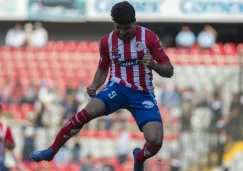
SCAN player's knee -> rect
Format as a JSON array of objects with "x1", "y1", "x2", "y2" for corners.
[
  {"x1": 71, "y1": 98, "x2": 106, "y2": 129},
  {"x1": 146, "y1": 134, "x2": 163, "y2": 148},
  {"x1": 143, "y1": 122, "x2": 164, "y2": 147},
  {"x1": 145, "y1": 128, "x2": 164, "y2": 147}
]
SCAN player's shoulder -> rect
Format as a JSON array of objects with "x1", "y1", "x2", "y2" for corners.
[
  {"x1": 139, "y1": 26, "x2": 158, "y2": 41},
  {"x1": 99, "y1": 32, "x2": 113, "y2": 52},
  {"x1": 100, "y1": 31, "x2": 114, "y2": 45},
  {"x1": 139, "y1": 26, "x2": 159, "y2": 43},
  {"x1": 100, "y1": 34, "x2": 109, "y2": 46}
]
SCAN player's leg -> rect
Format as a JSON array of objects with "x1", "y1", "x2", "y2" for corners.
[
  {"x1": 30, "y1": 81, "x2": 126, "y2": 162},
  {"x1": 127, "y1": 92, "x2": 163, "y2": 171},
  {"x1": 135, "y1": 122, "x2": 163, "y2": 165},
  {"x1": 30, "y1": 98, "x2": 106, "y2": 162},
  {"x1": 133, "y1": 123, "x2": 163, "y2": 171},
  {"x1": 49, "y1": 98, "x2": 107, "y2": 153}
]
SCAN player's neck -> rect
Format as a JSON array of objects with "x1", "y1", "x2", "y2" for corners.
[{"x1": 123, "y1": 25, "x2": 137, "y2": 41}]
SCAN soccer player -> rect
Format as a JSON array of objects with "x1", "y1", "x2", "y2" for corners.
[
  {"x1": 0, "y1": 104, "x2": 15, "y2": 171},
  {"x1": 30, "y1": 1, "x2": 174, "y2": 171}
]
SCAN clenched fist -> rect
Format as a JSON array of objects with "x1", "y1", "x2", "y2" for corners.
[
  {"x1": 142, "y1": 48, "x2": 154, "y2": 69},
  {"x1": 87, "y1": 85, "x2": 97, "y2": 97}
]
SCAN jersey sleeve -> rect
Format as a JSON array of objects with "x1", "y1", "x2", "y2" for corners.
[
  {"x1": 98, "y1": 36, "x2": 110, "y2": 69},
  {"x1": 147, "y1": 31, "x2": 170, "y2": 64},
  {"x1": 5, "y1": 126, "x2": 14, "y2": 145}
]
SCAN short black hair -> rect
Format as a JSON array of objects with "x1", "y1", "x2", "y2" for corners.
[{"x1": 111, "y1": 1, "x2": 136, "y2": 25}]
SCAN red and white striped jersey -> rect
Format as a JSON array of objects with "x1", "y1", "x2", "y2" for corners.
[
  {"x1": 0, "y1": 122, "x2": 14, "y2": 162},
  {"x1": 99, "y1": 26, "x2": 170, "y2": 93}
]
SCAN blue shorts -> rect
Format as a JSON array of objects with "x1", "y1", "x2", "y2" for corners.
[{"x1": 94, "y1": 81, "x2": 162, "y2": 131}]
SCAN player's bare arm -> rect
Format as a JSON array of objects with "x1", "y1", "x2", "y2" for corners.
[
  {"x1": 142, "y1": 49, "x2": 174, "y2": 78},
  {"x1": 91, "y1": 67, "x2": 109, "y2": 89},
  {"x1": 87, "y1": 67, "x2": 109, "y2": 97},
  {"x1": 151, "y1": 61, "x2": 174, "y2": 78}
]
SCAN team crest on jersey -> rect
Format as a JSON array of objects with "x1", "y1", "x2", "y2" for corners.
[{"x1": 134, "y1": 41, "x2": 145, "y2": 51}]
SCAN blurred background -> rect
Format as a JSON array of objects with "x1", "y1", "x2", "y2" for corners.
[{"x1": 0, "y1": 0, "x2": 243, "y2": 171}]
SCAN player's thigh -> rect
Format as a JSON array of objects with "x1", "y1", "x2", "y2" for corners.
[
  {"x1": 90, "y1": 82, "x2": 127, "y2": 118},
  {"x1": 84, "y1": 98, "x2": 106, "y2": 119},
  {"x1": 127, "y1": 92, "x2": 162, "y2": 132}
]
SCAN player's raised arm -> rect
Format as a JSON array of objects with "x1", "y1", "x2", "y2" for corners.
[
  {"x1": 87, "y1": 38, "x2": 110, "y2": 97},
  {"x1": 145, "y1": 34, "x2": 174, "y2": 78},
  {"x1": 87, "y1": 68, "x2": 109, "y2": 97}
]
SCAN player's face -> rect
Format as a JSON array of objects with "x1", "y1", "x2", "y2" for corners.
[{"x1": 114, "y1": 22, "x2": 136, "y2": 40}]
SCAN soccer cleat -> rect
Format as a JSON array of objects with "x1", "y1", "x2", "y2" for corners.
[
  {"x1": 30, "y1": 148, "x2": 54, "y2": 162},
  {"x1": 133, "y1": 147, "x2": 144, "y2": 171}
]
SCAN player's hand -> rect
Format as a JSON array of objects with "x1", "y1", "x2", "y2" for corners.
[
  {"x1": 87, "y1": 85, "x2": 97, "y2": 97},
  {"x1": 142, "y1": 48, "x2": 154, "y2": 69}
]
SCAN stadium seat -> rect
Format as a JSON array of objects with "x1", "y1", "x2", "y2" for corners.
[
  {"x1": 188, "y1": 48, "x2": 201, "y2": 65},
  {"x1": 89, "y1": 41, "x2": 99, "y2": 53},
  {"x1": 76, "y1": 41, "x2": 89, "y2": 52}
]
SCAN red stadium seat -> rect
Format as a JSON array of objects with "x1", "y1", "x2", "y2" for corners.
[
  {"x1": 65, "y1": 41, "x2": 78, "y2": 52},
  {"x1": 70, "y1": 163, "x2": 80, "y2": 171},
  {"x1": 237, "y1": 43, "x2": 243, "y2": 54},
  {"x1": 89, "y1": 41, "x2": 99, "y2": 53},
  {"x1": 166, "y1": 48, "x2": 180, "y2": 64},
  {"x1": 200, "y1": 49, "x2": 214, "y2": 65},
  {"x1": 45, "y1": 41, "x2": 56, "y2": 51},
  {"x1": 1, "y1": 104, "x2": 9, "y2": 112},
  {"x1": 224, "y1": 43, "x2": 237, "y2": 55},
  {"x1": 129, "y1": 132, "x2": 143, "y2": 140},
  {"x1": 176, "y1": 48, "x2": 190, "y2": 65},
  {"x1": 187, "y1": 48, "x2": 201, "y2": 65},
  {"x1": 76, "y1": 41, "x2": 89, "y2": 52}
]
